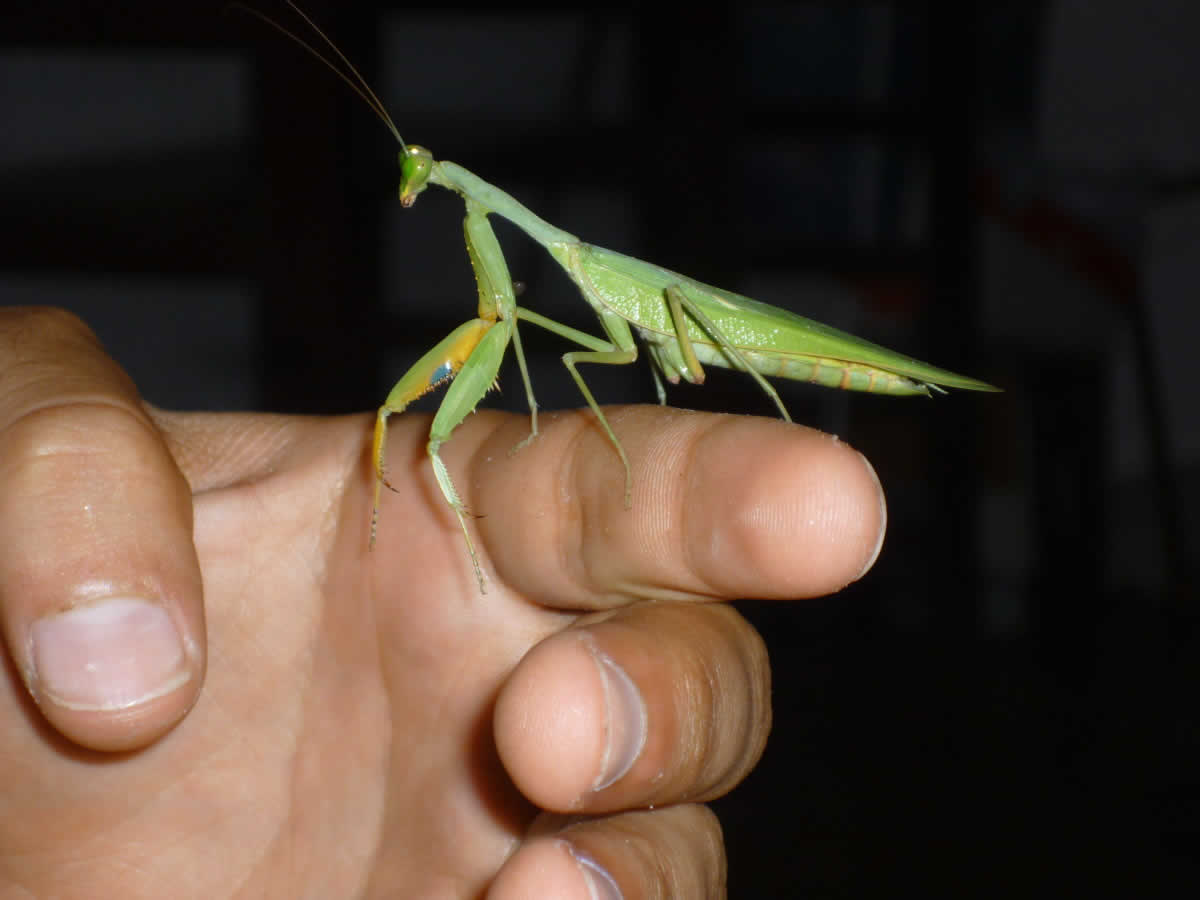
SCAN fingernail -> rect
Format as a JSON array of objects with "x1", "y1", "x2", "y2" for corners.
[
  {"x1": 855, "y1": 451, "x2": 887, "y2": 582},
  {"x1": 588, "y1": 642, "x2": 647, "y2": 791},
  {"x1": 31, "y1": 597, "x2": 192, "y2": 711},
  {"x1": 568, "y1": 845, "x2": 623, "y2": 900}
]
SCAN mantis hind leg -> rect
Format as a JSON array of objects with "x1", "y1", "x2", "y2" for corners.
[{"x1": 666, "y1": 284, "x2": 793, "y2": 423}]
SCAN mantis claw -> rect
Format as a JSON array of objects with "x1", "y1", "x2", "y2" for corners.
[{"x1": 509, "y1": 431, "x2": 538, "y2": 456}]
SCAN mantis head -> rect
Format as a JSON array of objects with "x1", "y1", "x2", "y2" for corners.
[{"x1": 399, "y1": 146, "x2": 434, "y2": 207}]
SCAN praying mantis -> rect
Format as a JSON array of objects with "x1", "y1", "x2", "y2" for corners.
[{"x1": 253, "y1": 3, "x2": 1000, "y2": 592}]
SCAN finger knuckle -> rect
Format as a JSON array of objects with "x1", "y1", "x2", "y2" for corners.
[{"x1": 0, "y1": 306, "x2": 101, "y2": 349}]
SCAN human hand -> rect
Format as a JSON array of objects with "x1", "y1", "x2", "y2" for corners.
[{"x1": 0, "y1": 307, "x2": 885, "y2": 898}]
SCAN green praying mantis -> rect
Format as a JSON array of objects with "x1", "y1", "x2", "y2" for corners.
[{"x1": 255, "y1": 3, "x2": 1000, "y2": 592}]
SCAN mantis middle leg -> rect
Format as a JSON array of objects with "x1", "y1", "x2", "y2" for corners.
[{"x1": 515, "y1": 305, "x2": 639, "y2": 508}]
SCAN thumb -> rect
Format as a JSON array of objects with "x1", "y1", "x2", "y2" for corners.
[{"x1": 0, "y1": 308, "x2": 204, "y2": 751}]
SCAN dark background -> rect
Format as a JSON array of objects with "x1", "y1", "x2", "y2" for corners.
[{"x1": 2, "y1": 1, "x2": 1197, "y2": 894}]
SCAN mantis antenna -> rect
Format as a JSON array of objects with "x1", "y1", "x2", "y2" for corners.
[{"x1": 232, "y1": 0, "x2": 409, "y2": 154}]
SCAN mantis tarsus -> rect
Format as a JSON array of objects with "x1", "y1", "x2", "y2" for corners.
[{"x1": 254, "y1": 2, "x2": 1001, "y2": 593}]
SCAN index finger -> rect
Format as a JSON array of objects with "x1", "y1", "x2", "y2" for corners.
[{"x1": 470, "y1": 406, "x2": 886, "y2": 604}]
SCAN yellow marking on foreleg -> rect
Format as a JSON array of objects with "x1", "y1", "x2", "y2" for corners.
[{"x1": 370, "y1": 319, "x2": 492, "y2": 549}]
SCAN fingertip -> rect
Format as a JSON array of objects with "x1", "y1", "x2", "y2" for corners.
[
  {"x1": 489, "y1": 839, "x2": 617, "y2": 900},
  {"x1": 692, "y1": 421, "x2": 887, "y2": 597},
  {"x1": 481, "y1": 408, "x2": 888, "y2": 603},
  {"x1": 496, "y1": 631, "x2": 646, "y2": 811},
  {"x1": 852, "y1": 448, "x2": 887, "y2": 581},
  {"x1": 495, "y1": 634, "x2": 602, "y2": 811},
  {"x1": 493, "y1": 806, "x2": 724, "y2": 899}
]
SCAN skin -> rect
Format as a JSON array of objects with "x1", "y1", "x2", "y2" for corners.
[{"x1": 0, "y1": 306, "x2": 886, "y2": 899}]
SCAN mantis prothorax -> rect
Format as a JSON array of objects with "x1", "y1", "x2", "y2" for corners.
[{"x1": 255, "y1": 2, "x2": 1001, "y2": 593}]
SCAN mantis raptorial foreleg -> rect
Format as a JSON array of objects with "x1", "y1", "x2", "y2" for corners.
[
  {"x1": 462, "y1": 200, "x2": 540, "y2": 442},
  {"x1": 370, "y1": 317, "x2": 503, "y2": 585},
  {"x1": 371, "y1": 200, "x2": 524, "y2": 592}
]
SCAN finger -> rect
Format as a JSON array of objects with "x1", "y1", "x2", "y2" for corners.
[
  {"x1": 0, "y1": 308, "x2": 204, "y2": 751},
  {"x1": 489, "y1": 805, "x2": 724, "y2": 899},
  {"x1": 495, "y1": 602, "x2": 769, "y2": 814},
  {"x1": 471, "y1": 406, "x2": 886, "y2": 604}
]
